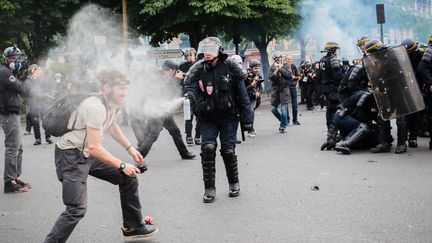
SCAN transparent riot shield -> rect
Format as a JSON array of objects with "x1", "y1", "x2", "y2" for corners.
[{"x1": 364, "y1": 45, "x2": 425, "y2": 120}]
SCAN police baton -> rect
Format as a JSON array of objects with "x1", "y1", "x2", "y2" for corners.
[{"x1": 240, "y1": 123, "x2": 246, "y2": 142}]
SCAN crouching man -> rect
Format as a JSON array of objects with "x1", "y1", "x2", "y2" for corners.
[{"x1": 44, "y1": 69, "x2": 157, "y2": 242}]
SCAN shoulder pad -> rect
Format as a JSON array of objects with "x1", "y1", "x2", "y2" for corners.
[
  {"x1": 224, "y1": 58, "x2": 247, "y2": 80},
  {"x1": 330, "y1": 58, "x2": 341, "y2": 69},
  {"x1": 184, "y1": 60, "x2": 204, "y2": 85},
  {"x1": 421, "y1": 47, "x2": 432, "y2": 63}
]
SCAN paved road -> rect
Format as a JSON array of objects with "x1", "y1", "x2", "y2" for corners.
[{"x1": 1, "y1": 104, "x2": 432, "y2": 242}]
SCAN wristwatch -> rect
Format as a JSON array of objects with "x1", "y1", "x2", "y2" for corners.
[{"x1": 119, "y1": 162, "x2": 126, "y2": 171}]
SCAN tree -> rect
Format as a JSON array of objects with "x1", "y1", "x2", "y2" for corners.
[
  {"x1": 130, "y1": 0, "x2": 256, "y2": 49},
  {"x1": 0, "y1": 0, "x2": 83, "y2": 62},
  {"x1": 224, "y1": 0, "x2": 300, "y2": 79},
  {"x1": 133, "y1": 0, "x2": 300, "y2": 80}
]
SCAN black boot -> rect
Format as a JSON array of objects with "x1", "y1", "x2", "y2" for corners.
[
  {"x1": 395, "y1": 144, "x2": 407, "y2": 154},
  {"x1": 229, "y1": 183, "x2": 240, "y2": 197},
  {"x1": 181, "y1": 151, "x2": 196, "y2": 160},
  {"x1": 371, "y1": 143, "x2": 391, "y2": 153},
  {"x1": 185, "y1": 137, "x2": 193, "y2": 145},
  {"x1": 201, "y1": 144, "x2": 216, "y2": 203},
  {"x1": 335, "y1": 123, "x2": 369, "y2": 155},
  {"x1": 395, "y1": 117, "x2": 407, "y2": 154},
  {"x1": 203, "y1": 189, "x2": 216, "y2": 203},
  {"x1": 321, "y1": 124, "x2": 338, "y2": 151},
  {"x1": 408, "y1": 140, "x2": 418, "y2": 148},
  {"x1": 371, "y1": 119, "x2": 392, "y2": 153},
  {"x1": 221, "y1": 147, "x2": 240, "y2": 197}
]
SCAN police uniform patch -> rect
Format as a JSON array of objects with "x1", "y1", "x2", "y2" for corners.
[{"x1": 8, "y1": 75, "x2": 16, "y2": 83}]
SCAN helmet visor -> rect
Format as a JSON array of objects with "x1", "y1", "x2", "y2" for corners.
[{"x1": 197, "y1": 43, "x2": 219, "y2": 56}]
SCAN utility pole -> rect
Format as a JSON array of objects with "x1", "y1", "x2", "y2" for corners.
[{"x1": 122, "y1": 0, "x2": 129, "y2": 70}]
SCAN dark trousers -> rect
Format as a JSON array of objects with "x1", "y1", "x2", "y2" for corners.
[
  {"x1": 299, "y1": 81, "x2": 307, "y2": 103},
  {"x1": 326, "y1": 98, "x2": 339, "y2": 127},
  {"x1": 27, "y1": 111, "x2": 51, "y2": 141},
  {"x1": 288, "y1": 87, "x2": 299, "y2": 123},
  {"x1": 185, "y1": 113, "x2": 201, "y2": 138},
  {"x1": 137, "y1": 116, "x2": 188, "y2": 158},
  {"x1": 305, "y1": 83, "x2": 314, "y2": 109},
  {"x1": 45, "y1": 147, "x2": 143, "y2": 243},
  {"x1": 200, "y1": 119, "x2": 239, "y2": 189},
  {"x1": 424, "y1": 94, "x2": 432, "y2": 142}
]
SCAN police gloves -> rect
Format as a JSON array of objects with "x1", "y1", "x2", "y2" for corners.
[{"x1": 241, "y1": 123, "x2": 253, "y2": 132}]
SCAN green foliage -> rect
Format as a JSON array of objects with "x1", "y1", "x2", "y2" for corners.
[{"x1": 0, "y1": 0, "x2": 83, "y2": 62}]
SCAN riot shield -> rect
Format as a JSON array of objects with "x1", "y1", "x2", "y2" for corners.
[{"x1": 364, "y1": 45, "x2": 425, "y2": 120}]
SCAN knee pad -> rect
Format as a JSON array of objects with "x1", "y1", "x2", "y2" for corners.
[
  {"x1": 220, "y1": 146, "x2": 235, "y2": 157},
  {"x1": 201, "y1": 143, "x2": 216, "y2": 161}
]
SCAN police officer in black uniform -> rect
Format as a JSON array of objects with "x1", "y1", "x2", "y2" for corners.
[
  {"x1": 184, "y1": 37, "x2": 253, "y2": 203},
  {"x1": 134, "y1": 60, "x2": 196, "y2": 160},
  {"x1": 364, "y1": 39, "x2": 394, "y2": 153},
  {"x1": 179, "y1": 48, "x2": 202, "y2": 145},
  {"x1": 318, "y1": 42, "x2": 344, "y2": 150},
  {"x1": 417, "y1": 34, "x2": 432, "y2": 150},
  {"x1": 391, "y1": 39, "x2": 426, "y2": 153},
  {"x1": 333, "y1": 89, "x2": 379, "y2": 154}
]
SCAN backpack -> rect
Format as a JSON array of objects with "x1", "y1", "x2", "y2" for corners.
[{"x1": 42, "y1": 93, "x2": 100, "y2": 137}]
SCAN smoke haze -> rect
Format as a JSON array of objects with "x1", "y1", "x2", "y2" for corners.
[{"x1": 46, "y1": 4, "x2": 183, "y2": 119}]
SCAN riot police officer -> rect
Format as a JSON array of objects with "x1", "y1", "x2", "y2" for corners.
[
  {"x1": 417, "y1": 34, "x2": 432, "y2": 150},
  {"x1": 184, "y1": 37, "x2": 253, "y2": 203},
  {"x1": 179, "y1": 48, "x2": 202, "y2": 145},
  {"x1": 333, "y1": 89, "x2": 379, "y2": 154},
  {"x1": 357, "y1": 36, "x2": 370, "y2": 53},
  {"x1": 364, "y1": 39, "x2": 394, "y2": 153},
  {"x1": 134, "y1": 60, "x2": 196, "y2": 160},
  {"x1": 393, "y1": 39, "x2": 425, "y2": 152},
  {"x1": 318, "y1": 42, "x2": 344, "y2": 150}
]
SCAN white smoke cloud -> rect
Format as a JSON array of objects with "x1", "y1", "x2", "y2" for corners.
[
  {"x1": 299, "y1": 0, "x2": 378, "y2": 59},
  {"x1": 46, "y1": 4, "x2": 183, "y2": 119}
]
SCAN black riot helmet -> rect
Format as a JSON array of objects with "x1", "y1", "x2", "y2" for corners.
[
  {"x1": 401, "y1": 39, "x2": 417, "y2": 53},
  {"x1": 162, "y1": 59, "x2": 179, "y2": 71},
  {"x1": 321, "y1": 41, "x2": 340, "y2": 54},
  {"x1": 364, "y1": 39, "x2": 387, "y2": 54},
  {"x1": 197, "y1": 37, "x2": 224, "y2": 57},
  {"x1": 249, "y1": 59, "x2": 261, "y2": 68},
  {"x1": 183, "y1": 47, "x2": 196, "y2": 56},
  {"x1": 357, "y1": 36, "x2": 370, "y2": 47}
]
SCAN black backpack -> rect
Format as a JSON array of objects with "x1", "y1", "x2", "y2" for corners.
[{"x1": 42, "y1": 93, "x2": 100, "y2": 137}]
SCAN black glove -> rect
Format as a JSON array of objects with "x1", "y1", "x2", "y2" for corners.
[
  {"x1": 184, "y1": 93, "x2": 194, "y2": 103},
  {"x1": 241, "y1": 123, "x2": 253, "y2": 132},
  {"x1": 320, "y1": 140, "x2": 336, "y2": 151}
]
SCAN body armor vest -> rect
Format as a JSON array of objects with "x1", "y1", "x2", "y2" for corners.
[{"x1": 196, "y1": 62, "x2": 237, "y2": 120}]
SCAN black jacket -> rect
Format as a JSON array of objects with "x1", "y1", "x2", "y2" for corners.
[
  {"x1": 0, "y1": 64, "x2": 30, "y2": 115},
  {"x1": 184, "y1": 57, "x2": 252, "y2": 124}
]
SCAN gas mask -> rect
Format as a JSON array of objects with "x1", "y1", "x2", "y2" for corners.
[{"x1": 9, "y1": 60, "x2": 22, "y2": 74}]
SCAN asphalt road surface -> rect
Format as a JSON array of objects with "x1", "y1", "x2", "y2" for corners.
[{"x1": 1, "y1": 104, "x2": 432, "y2": 242}]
